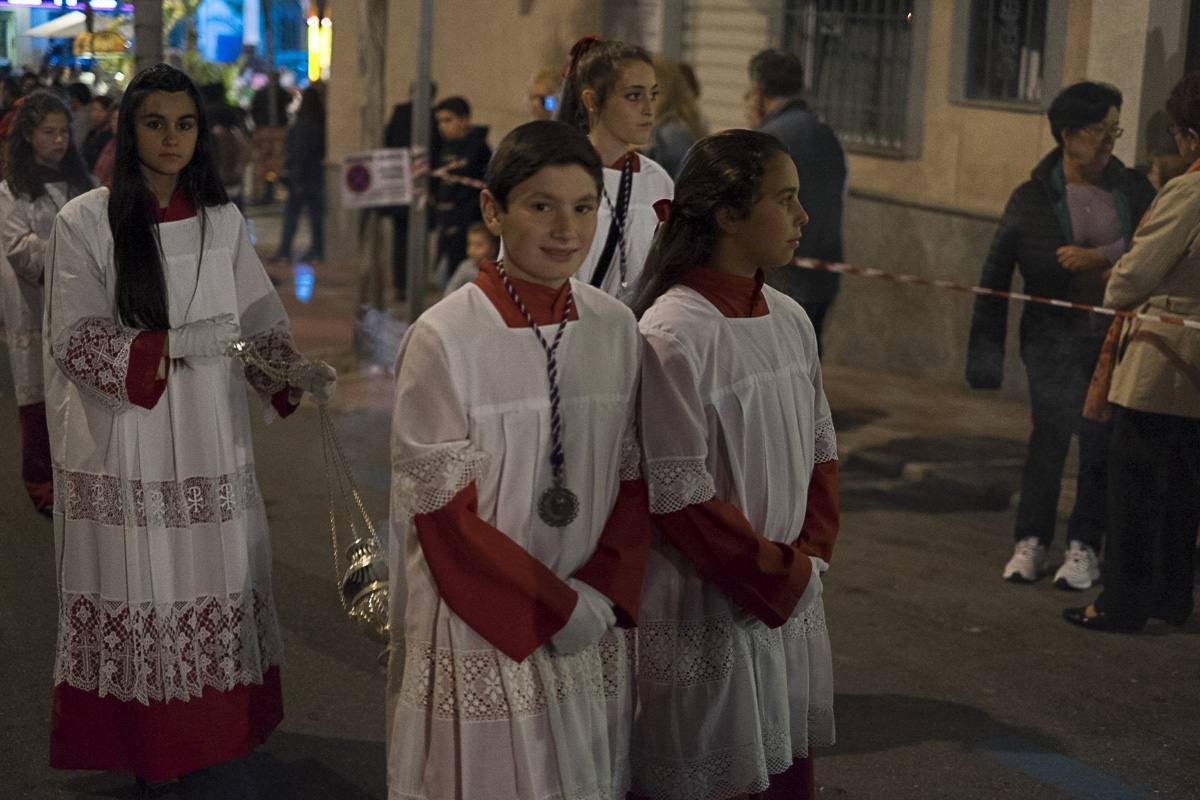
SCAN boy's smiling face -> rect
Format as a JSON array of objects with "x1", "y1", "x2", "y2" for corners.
[{"x1": 480, "y1": 164, "x2": 599, "y2": 287}]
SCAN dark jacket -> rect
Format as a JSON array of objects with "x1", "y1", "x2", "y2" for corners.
[
  {"x1": 966, "y1": 149, "x2": 1156, "y2": 388},
  {"x1": 758, "y1": 98, "x2": 848, "y2": 303},
  {"x1": 434, "y1": 125, "x2": 491, "y2": 228},
  {"x1": 284, "y1": 117, "x2": 326, "y2": 192}
]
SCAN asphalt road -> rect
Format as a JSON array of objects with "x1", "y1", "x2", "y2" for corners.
[{"x1": 1, "y1": 350, "x2": 1197, "y2": 799}]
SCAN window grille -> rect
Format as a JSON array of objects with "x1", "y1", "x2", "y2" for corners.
[
  {"x1": 782, "y1": 0, "x2": 917, "y2": 155},
  {"x1": 965, "y1": 0, "x2": 1047, "y2": 104}
]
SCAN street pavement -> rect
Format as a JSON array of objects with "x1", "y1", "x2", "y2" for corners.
[{"x1": 0, "y1": 206, "x2": 1196, "y2": 799}]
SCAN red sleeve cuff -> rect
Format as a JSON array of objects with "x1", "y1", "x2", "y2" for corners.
[
  {"x1": 656, "y1": 497, "x2": 813, "y2": 627},
  {"x1": 271, "y1": 387, "x2": 300, "y2": 418},
  {"x1": 572, "y1": 478, "x2": 651, "y2": 627},
  {"x1": 414, "y1": 483, "x2": 577, "y2": 661},
  {"x1": 796, "y1": 460, "x2": 839, "y2": 563},
  {"x1": 126, "y1": 330, "x2": 169, "y2": 410}
]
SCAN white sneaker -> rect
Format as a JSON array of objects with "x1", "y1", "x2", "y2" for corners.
[
  {"x1": 1053, "y1": 541, "x2": 1101, "y2": 590},
  {"x1": 1003, "y1": 537, "x2": 1048, "y2": 583}
]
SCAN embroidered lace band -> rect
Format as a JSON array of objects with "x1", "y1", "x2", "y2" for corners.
[
  {"x1": 54, "y1": 466, "x2": 260, "y2": 528},
  {"x1": 619, "y1": 435, "x2": 643, "y2": 481},
  {"x1": 54, "y1": 589, "x2": 283, "y2": 705},
  {"x1": 52, "y1": 316, "x2": 138, "y2": 412},
  {"x1": 393, "y1": 446, "x2": 489, "y2": 518},
  {"x1": 813, "y1": 416, "x2": 838, "y2": 464}
]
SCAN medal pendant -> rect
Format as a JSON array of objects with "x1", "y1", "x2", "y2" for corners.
[{"x1": 538, "y1": 484, "x2": 579, "y2": 528}]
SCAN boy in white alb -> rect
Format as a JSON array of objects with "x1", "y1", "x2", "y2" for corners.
[
  {"x1": 631, "y1": 130, "x2": 839, "y2": 800},
  {"x1": 387, "y1": 120, "x2": 652, "y2": 800}
]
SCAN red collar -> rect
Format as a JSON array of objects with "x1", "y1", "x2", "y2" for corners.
[
  {"x1": 154, "y1": 188, "x2": 196, "y2": 223},
  {"x1": 36, "y1": 165, "x2": 63, "y2": 183},
  {"x1": 608, "y1": 152, "x2": 641, "y2": 172},
  {"x1": 474, "y1": 260, "x2": 580, "y2": 327},
  {"x1": 681, "y1": 267, "x2": 768, "y2": 318}
]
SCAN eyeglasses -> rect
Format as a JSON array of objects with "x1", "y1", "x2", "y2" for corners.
[{"x1": 1083, "y1": 124, "x2": 1123, "y2": 140}]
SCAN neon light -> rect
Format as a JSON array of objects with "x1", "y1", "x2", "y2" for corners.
[
  {"x1": 306, "y1": 16, "x2": 320, "y2": 82},
  {"x1": 319, "y1": 18, "x2": 332, "y2": 79}
]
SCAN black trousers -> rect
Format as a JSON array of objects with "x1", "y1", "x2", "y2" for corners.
[
  {"x1": 1095, "y1": 405, "x2": 1200, "y2": 625},
  {"x1": 277, "y1": 184, "x2": 324, "y2": 260},
  {"x1": 391, "y1": 207, "x2": 409, "y2": 298},
  {"x1": 437, "y1": 223, "x2": 469, "y2": 284},
  {"x1": 1014, "y1": 334, "x2": 1109, "y2": 548}
]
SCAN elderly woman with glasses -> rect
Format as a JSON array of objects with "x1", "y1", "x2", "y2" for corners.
[
  {"x1": 1064, "y1": 71, "x2": 1200, "y2": 632},
  {"x1": 967, "y1": 82, "x2": 1156, "y2": 592}
]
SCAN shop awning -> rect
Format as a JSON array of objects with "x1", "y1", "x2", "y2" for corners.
[{"x1": 21, "y1": 12, "x2": 88, "y2": 39}]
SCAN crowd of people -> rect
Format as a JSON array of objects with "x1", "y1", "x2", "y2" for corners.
[{"x1": 0, "y1": 27, "x2": 1197, "y2": 800}]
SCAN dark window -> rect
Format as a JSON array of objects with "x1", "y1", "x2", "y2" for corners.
[
  {"x1": 965, "y1": 0, "x2": 1048, "y2": 104},
  {"x1": 782, "y1": 0, "x2": 917, "y2": 155}
]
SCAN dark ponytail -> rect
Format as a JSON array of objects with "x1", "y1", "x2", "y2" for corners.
[
  {"x1": 110, "y1": 63, "x2": 229, "y2": 330},
  {"x1": 631, "y1": 130, "x2": 789, "y2": 318},
  {"x1": 558, "y1": 36, "x2": 653, "y2": 133}
]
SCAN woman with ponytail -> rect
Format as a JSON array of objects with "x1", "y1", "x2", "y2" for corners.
[
  {"x1": 559, "y1": 36, "x2": 674, "y2": 304},
  {"x1": 0, "y1": 91, "x2": 92, "y2": 516},
  {"x1": 42, "y1": 64, "x2": 335, "y2": 790},
  {"x1": 631, "y1": 130, "x2": 838, "y2": 800}
]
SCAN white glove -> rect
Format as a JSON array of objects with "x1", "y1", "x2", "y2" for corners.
[
  {"x1": 296, "y1": 360, "x2": 337, "y2": 405},
  {"x1": 550, "y1": 579, "x2": 616, "y2": 655},
  {"x1": 167, "y1": 313, "x2": 241, "y2": 358},
  {"x1": 790, "y1": 558, "x2": 825, "y2": 619}
]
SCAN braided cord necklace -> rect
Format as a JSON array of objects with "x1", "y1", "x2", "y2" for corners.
[
  {"x1": 600, "y1": 154, "x2": 635, "y2": 289},
  {"x1": 495, "y1": 260, "x2": 580, "y2": 527}
]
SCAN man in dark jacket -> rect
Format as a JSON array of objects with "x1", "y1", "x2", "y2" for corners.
[
  {"x1": 750, "y1": 49, "x2": 847, "y2": 350},
  {"x1": 431, "y1": 96, "x2": 491, "y2": 283},
  {"x1": 385, "y1": 82, "x2": 441, "y2": 300},
  {"x1": 967, "y1": 82, "x2": 1156, "y2": 589}
]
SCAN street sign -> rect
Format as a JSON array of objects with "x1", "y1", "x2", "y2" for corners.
[{"x1": 340, "y1": 148, "x2": 412, "y2": 208}]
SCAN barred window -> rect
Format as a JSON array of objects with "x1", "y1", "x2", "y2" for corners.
[
  {"x1": 965, "y1": 0, "x2": 1047, "y2": 104},
  {"x1": 782, "y1": 0, "x2": 921, "y2": 156}
]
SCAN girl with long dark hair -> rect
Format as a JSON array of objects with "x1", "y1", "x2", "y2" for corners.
[
  {"x1": 274, "y1": 83, "x2": 325, "y2": 261},
  {"x1": 630, "y1": 130, "x2": 838, "y2": 800},
  {"x1": 558, "y1": 36, "x2": 674, "y2": 303},
  {"x1": 0, "y1": 91, "x2": 92, "y2": 516},
  {"x1": 43, "y1": 64, "x2": 335, "y2": 788}
]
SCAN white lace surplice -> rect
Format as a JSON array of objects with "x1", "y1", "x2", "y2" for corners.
[
  {"x1": 633, "y1": 284, "x2": 837, "y2": 800},
  {"x1": 387, "y1": 282, "x2": 641, "y2": 800},
  {"x1": 43, "y1": 189, "x2": 290, "y2": 705},
  {"x1": 0, "y1": 180, "x2": 73, "y2": 405},
  {"x1": 575, "y1": 154, "x2": 674, "y2": 305}
]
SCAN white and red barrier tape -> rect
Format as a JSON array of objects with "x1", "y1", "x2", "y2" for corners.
[
  {"x1": 793, "y1": 258, "x2": 1200, "y2": 332},
  {"x1": 410, "y1": 158, "x2": 488, "y2": 190}
]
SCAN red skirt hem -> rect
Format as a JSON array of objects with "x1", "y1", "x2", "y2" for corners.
[{"x1": 49, "y1": 665, "x2": 283, "y2": 783}]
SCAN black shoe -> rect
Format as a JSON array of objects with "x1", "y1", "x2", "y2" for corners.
[{"x1": 1062, "y1": 605, "x2": 1143, "y2": 633}]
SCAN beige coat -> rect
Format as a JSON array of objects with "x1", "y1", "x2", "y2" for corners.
[{"x1": 1106, "y1": 169, "x2": 1200, "y2": 418}]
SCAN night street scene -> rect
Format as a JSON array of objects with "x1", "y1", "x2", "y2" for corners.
[{"x1": 1, "y1": 1, "x2": 1199, "y2": 798}]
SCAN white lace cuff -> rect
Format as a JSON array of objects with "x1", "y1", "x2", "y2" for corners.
[
  {"x1": 646, "y1": 457, "x2": 716, "y2": 514},
  {"x1": 51, "y1": 316, "x2": 137, "y2": 412},
  {"x1": 814, "y1": 416, "x2": 838, "y2": 464},
  {"x1": 393, "y1": 445, "x2": 489, "y2": 517}
]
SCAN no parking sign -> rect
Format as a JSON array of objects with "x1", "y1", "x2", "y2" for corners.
[{"x1": 340, "y1": 148, "x2": 413, "y2": 208}]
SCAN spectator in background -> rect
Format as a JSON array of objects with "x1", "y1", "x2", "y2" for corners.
[
  {"x1": 250, "y1": 72, "x2": 292, "y2": 204},
  {"x1": 967, "y1": 82, "x2": 1155, "y2": 589},
  {"x1": 384, "y1": 81, "x2": 441, "y2": 301},
  {"x1": 749, "y1": 49, "x2": 847, "y2": 351},
  {"x1": 91, "y1": 101, "x2": 118, "y2": 188},
  {"x1": 203, "y1": 82, "x2": 252, "y2": 209},
  {"x1": 442, "y1": 221, "x2": 498, "y2": 297},
  {"x1": 79, "y1": 94, "x2": 114, "y2": 169},
  {"x1": 275, "y1": 84, "x2": 326, "y2": 263},
  {"x1": 646, "y1": 56, "x2": 706, "y2": 179},
  {"x1": 432, "y1": 96, "x2": 491, "y2": 281},
  {"x1": 526, "y1": 68, "x2": 560, "y2": 121},
  {"x1": 1063, "y1": 72, "x2": 1200, "y2": 632},
  {"x1": 64, "y1": 81, "x2": 91, "y2": 146}
]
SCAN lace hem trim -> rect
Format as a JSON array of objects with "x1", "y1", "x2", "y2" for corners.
[
  {"x1": 53, "y1": 589, "x2": 283, "y2": 705},
  {"x1": 638, "y1": 603, "x2": 829, "y2": 687},
  {"x1": 51, "y1": 316, "x2": 137, "y2": 412},
  {"x1": 814, "y1": 416, "x2": 837, "y2": 464},
  {"x1": 619, "y1": 435, "x2": 642, "y2": 481},
  {"x1": 393, "y1": 446, "x2": 489, "y2": 517},
  {"x1": 646, "y1": 457, "x2": 716, "y2": 515},
  {"x1": 632, "y1": 718, "x2": 834, "y2": 800},
  {"x1": 397, "y1": 628, "x2": 634, "y2": 723},
  {"x1": 53, "y1": 466, "x2": 260, "y2": 528}
]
